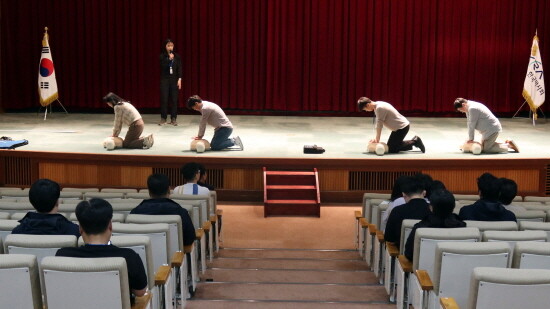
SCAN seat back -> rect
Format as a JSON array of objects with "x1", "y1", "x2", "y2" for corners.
[
  {"x1": 4, "y1": 234, "x2": 78, "y2": 263},
  {"x1": 172, "y1": 193, "x2": 212, "y2": 218},
  {"x1": 0, "y1": 212, "x2": 10, "y2": 219},
  {"x1": 101, "y1": 188, "x2": 138, "y2": 194},
  {"x1": 470, "y1": 267, "x2": 550, "y2": 309},
  {"x1": 524, "y1": 196, "x2": 550, "y2": 203},
  {"x1": 413, "y1": 227, "x2": 481, "y2": 275},
  {"x1": 519, "y1": 221, "x2": 550, "y2": 241},
  {"x1": 372, "y1": 202, "x2": 389, "y2": 229},
  {"x1": 110, "y1": 235, "x2": 154, "y2": 289},
  {"x1": 399, "y1": 219, "x2": 420, "y2": 254},
  {"x1": 68, "y1": 212, "x2": 125, "y2": 223},
  {"x1": 482, "y1": 230, "x2": 547, "y2": 249},
  {"x1": 126, "y1": 214, "x2": 183, "y2": 254},
  {"x1": 83, "y1": 192, "x2": 125, "y2": 200},
  {"x1": 0, "y1": 202, "x2": 34, "y2": 214},
  {"x1": 0, "y1": 254, "x2": 42, "y2": 309},
  {"x1": 173, "y1": 199, "x2": 205, "y2": 228},
  {"x1": 59, "y1": 191, "x2": 83, "y2": 200},
  {"x1": 62, "y1": 187, "x2": 99, "y2": 193},
  {"x1": 514, "y1": 210, "x2": 546, "y2": 223},
  {"x1": 512, "y1": 241, "x2": 550, "y2": 269},
  {"x1": 0, "y1": 219, "x2": 20, "y2": 245},
  {"x1": 125, "y1": 192, "x2": 150, "y2": 200},
  {"x1": 454, "y1": 194, "x2": 479, "y2": 201},
  {"x1": 464, "y1": 220, "x2": 518, "y2": 232},
  {"x1": 434, "y1": 242, "x2": 511, "y2": 309},
  {"x1": 0, "y1": 188, "x2": 29, "y2": 198},
  {"x1": 111, "y1": 202, "x2": 140, "y2": 215},
  {"x1": 41, "y1": 256, "x2": 131, "y2": 309},
  {"x1": 112, "y1": 222, "x2": 170, "y2": 273}
]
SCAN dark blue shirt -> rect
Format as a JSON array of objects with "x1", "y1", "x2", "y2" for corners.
[{"x1": 12, "y1": 212, "x2": 80, "y2": 238}]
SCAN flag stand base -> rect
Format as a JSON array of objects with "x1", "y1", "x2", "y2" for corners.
[
  {"x1": 39, "y1": 99, "x2": 69, "y2": 120},
  {"x1": 512, "y1": 101, "x2": 546, "y2": 126}
]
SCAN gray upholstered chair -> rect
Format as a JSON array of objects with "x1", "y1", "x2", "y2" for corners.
[
  {"x1": 482, "y1": 230, "x2": 547, "y2": 250},
  {"x1": 4, "y1": 234, "x2": 77, "y2": 263},
  {"x1": 0, "y1": 254, "x2": 42, "y2": 309},
  {"x1": 512, "y1": 241, "x2": 550, "y2": 269}
]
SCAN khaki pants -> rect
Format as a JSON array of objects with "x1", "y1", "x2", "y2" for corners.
[
  {"x1": 123, "y1": 119, "x2": 145, "y2": 149},
  {"x1": 482, "y1": 132, "x2": 508, "y2": 153}
]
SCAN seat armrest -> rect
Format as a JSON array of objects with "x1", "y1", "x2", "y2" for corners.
[
  {"x1": 359, "y1": 217, "x2": 369, "y2": 228},
  {"x1": 376, "y1": 231, "x2": 385, "y2": 243},
  {"x1": 171, "y1": 251, "x2": 184, "y2": 268},
  {"x1": 216, "y1": 209, "x2": 223, "y2": 216},
  {"x1": 209, "y1": 215, "x2": 217, "y2": 224},
  {"x1": 195, "y1": 228, "x2": 205, "y2": 240},
  {"x1": 398, "y1": 255, "x2": 412, "y2": 273},
  {"x1": 154, "y1": 265, "x2": 171, "y2": 286},
  {"x1": 132, "y1": 292, "x2": 153, "y2": 309},
  {"x1": 386, "y1": 242, "x2": 399, "y2": 257},
  {"x1": 202, "y1": 221, "x2": 212, "y2": 232},
  {"x1": 415, "y1": 269, "x2": 433, "y2": 291},
  {"x1": 440, "y1": 297, "x2": 460, "y2": 309},
  {"x1": 355, "y1": 210, "x2": 363, "y2": 220},
  {"x1": 368, "y1": 224, "x2": 377, "y2": 235}
]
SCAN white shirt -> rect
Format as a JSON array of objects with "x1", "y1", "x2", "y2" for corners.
[{"x1": 173, "y1": 183, "x2": 210, "y2": 196}]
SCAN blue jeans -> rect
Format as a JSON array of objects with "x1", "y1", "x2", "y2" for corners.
[{"x1": 211, "y1": 127, "x2": 234, "y2": 150}]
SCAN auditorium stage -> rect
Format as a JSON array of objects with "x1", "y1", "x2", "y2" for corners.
[{"x1": 1, "y1": 112, "x2": 549, "y2": 200}]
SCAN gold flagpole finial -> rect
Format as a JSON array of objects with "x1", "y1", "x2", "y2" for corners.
[{"x1": 44, "y1": 27, "x2": 48, "y2": 33}]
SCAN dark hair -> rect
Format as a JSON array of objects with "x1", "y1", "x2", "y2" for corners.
[
  {"x1": 102, "y1": 92, "x2": 125, "y2": 106},
  {"x1": 477, "y1": 172, "x2": 501, "y2": 200},
  {"x1": 147, "y1": 173, "x2": 170, "y2": 197},
  {"x1": 427, "y1": 180, "x2": 446, "y2": 199},
  {"x1": 180, "y1": 162, "x2": 201, "y2": 182},
  {"x1": 75, "y1": 198, "x2": 113, "y2": 235},
  {"x1": 197, "y1": 163, "x2": 206, "y2": 179},
  {"x1": 454, "y1": 98, "x2": 467, "y2": 110},
  {"x1": 416, "y1": 173, "x2": 434, "y2": 192},
  {"x1": 499, "y1": 178, "x2": 518, "y2": 205},
  {"x1": 187, "y1": 95, "x2": 202, "y2": 109},
  {"x1": 357, "y1": 97, "x2": 372, "y2": 111},
  {"x1": 401, "y1": 176, "x2": 425, "y2": 196},
  {"x1": 429, "y1": 189, "x2": 456, "y2": 218},
  {"x1": 390, "y1": 175, "x2": 409, "y2": 201},
  {"x1": 162, "y1": 38, "x2": 174, "y2": 54},
  {"x1": 28, "y1": 179, "x2": 60, "y2": 213}
]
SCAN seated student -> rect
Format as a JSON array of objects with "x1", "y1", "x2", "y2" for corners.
[
  {"x1": 56, "y1": 198, "x2": 147, "y2": 302},
  {"x1": 459, "y1": 173, "x2": 516, "y2": 222},
  {"x1": 197, "y1": 163, "x2": 215, "y2": 191},
  {"x1": 130, "y1": 173, "x2": 196, "y2": 246},
  {"x1": 404, "y1": 189, "x2": 466, "y2": 260},
  {"x1": 173, "y1": 162, "x2": 211, "y2": 196},
  {"x1": 499, "y1": 178, "x2": 526, "y2": 213},
  {"x1": 384, "y1": 176, "x2": 431, "y2": 248},
  {"x1": 12, "y1": 179, "x2": 79, "y2": 237}
]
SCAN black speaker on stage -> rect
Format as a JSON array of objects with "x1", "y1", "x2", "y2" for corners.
[{"x1": 303, "y1": 145, "x2": 325, "y2": 154}]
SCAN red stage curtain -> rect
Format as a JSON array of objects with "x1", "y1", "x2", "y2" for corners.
[{"x1": 1, "y1": 0, "x2": 548, "y2": 114}]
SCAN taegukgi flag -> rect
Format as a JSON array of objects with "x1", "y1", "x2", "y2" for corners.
[
  {"x1": 38, "y1": 27, "x2": 58, "y2": 107},
  {"x1": 522, "y1": 33, "x2": 545, "y2": 118}
]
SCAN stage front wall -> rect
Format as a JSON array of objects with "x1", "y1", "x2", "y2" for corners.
[{"x1": 0, "y1": 151, "x2": 548, "y2": 202}]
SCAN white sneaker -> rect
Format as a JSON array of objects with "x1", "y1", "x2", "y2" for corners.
[
  {"x1": 233, "y1": 136, "x2": 244, "y2": 150},
  {"x1": 143, "y1": 134, "x2": 154, "y2": 149}
]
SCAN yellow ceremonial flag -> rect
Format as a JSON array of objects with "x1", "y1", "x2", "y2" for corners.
[{"x1": 522, "y1": 33, "x2": 545, "y2": 119}]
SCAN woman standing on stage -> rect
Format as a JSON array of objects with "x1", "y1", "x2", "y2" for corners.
[
  {"x1": 159, "y1": 38, "x2": 182, "y2": 126},
  {"x1": 103, "y1": 92, "x2": 154, "y2": 149}
]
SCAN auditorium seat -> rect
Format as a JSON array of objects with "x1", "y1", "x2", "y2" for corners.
[
  {"x1": 0, "y1": 188, "x2": 29, "y2": 198},
  {"x1": 482, "y1": 230, "x2": 547, "y2": 249},
  {"x1": 112, "y1": 202, "x2": 142, "y2": 214},
  {"x1": 69, "y1": 212, "x2": 125, "y2": 223},
  {"x1": 101, "y1": 188, "x2": 139, "y2": 195},
  {"x1": 173, "y1": 198, "x2": 214, "y2": 258},
  {"x1": 464, "y1": 220, "x2": 518, "y2": 233},
  {"x1": 0, "y1": 254, "x2": 42, "y2": 309},
  {"x1": 512, "y1": 241, "x2": 550, "y2": 270},
  {"x1": 59, "y1": 191, "x2": 83, "y2": 200},
  {"x1": 0, "y1": 201, "x2": 34, "y2": 214},
  {"x1": 395, "y1": 227, "x2": 480, "y2": 309},
  {"x1": 83, "y1": 192, "x2": 125, "y2": 200},
  {"x1": 523, "y1": 196, "x2": 550, "y2": 203},
  {"x1": 454, "y1": 194, "x2": 479, "y2": 201},
  {"x1": 513, "y1": 210, "x2": 546, "y2": 223},
  {"x1": 40, "y1": 256, "x2": 153, "y2": 309},
  {"x1": 411, "y1": 242, "x2": 510, "y2": 309},
  {"x1": 468, "y1": 267, "x2": 550, "y2": 309},
  {"x1": 362, "y1": 198, "x2": 387, "y2": 223},
  {"x1": 126, "y1": 192, "x2": 151, "y2": 200},
  {"x1": 518, "y1": 221, "x2": 550, "y2": 240},
  {"x1": 4, "y1": 234, "x2": 77, "y2": 263},
  {"x1": 0, "y1": 219, "x2": 20, "y2": 246},
  {"x1": 518, "y1": 203, "x2": 550, "y2": 212},
  {"x1": 0, "y1": 212, "x2": 10, "y2": 219}
]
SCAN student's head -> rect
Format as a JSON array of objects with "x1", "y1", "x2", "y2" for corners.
[
  {"x1": 75, "y1": 198, "x2": 113, "y2": 235},
  {"x1": 416, "y1": 173, "x2": 434, "y2": 194},
  {"x1": 390, "y1": 175, "x2": 410, "y2": 201},
  {"x1": 401, "y1": 176, "x2": 425, "y2": 198},
  {"x1": 429, "y1": 189, "x2": 456, "y2": 218},
  {"x1": 147, "y1": 173, "x2": 170, "y2": 198},
  {"x1": 197, "y1": 163, "x2": 207, "y2": 182},
  {"x1": 163, "y1": 38, "x2": 174, "y2": 53},
  {"x1": 187, "y1": 95, "x2": 202, "y2": 111},
  {"x1": 499, "y1": 178, "x2": 518, "y2": 205},
  {"x1": 181, "y1": 162, "x2": 201, "y2": 183},
  {"x1": 29, "y1": 178, "x2": 60, "y2": 213},
  {"x1": 454, "y1": 98, "x2": 468, "y2": 113},
  {"x1": 427, "y1": 180, "x2": 446, "y2": 200},
  {"x1": 477, "y1": 172, "x2": 500, "y2": 201},
  {"x1": 102, "y1": 92, "x2": 124, "y2": 107},
  {"x1": 357, "y1": 97, "x2": 373, "y2": 112}
]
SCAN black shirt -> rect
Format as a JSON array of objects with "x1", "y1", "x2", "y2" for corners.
[
  {"x1": 384, "y1": 198, "x2": 431, "y2": 247},
  {"x1": 159, "y1": 52, "x2": 182, "y2": 80},
  {"x1": 459, "y1": 199, "x2": 517, "y2": 222},
  {"x1": 130, "y1": 198, "x2": 196, "y2": 246},
  {"x1": 12, "y1": 212, "x2": 80, "y2": 238},
  {"x1": 56, "y1": 244, "x2": 148, "y2": 294}
]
